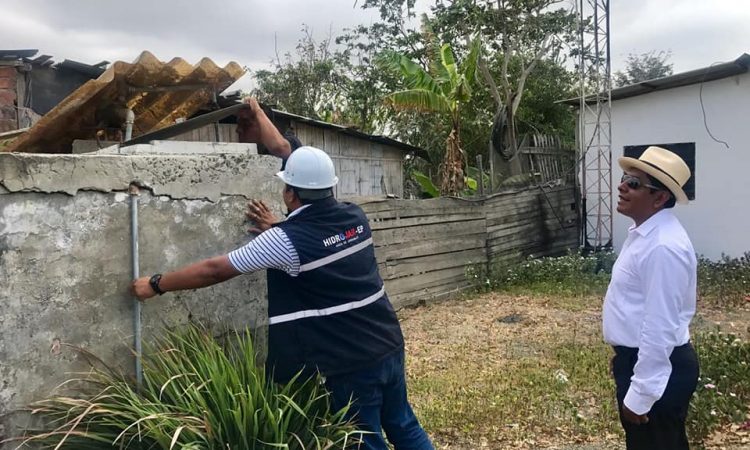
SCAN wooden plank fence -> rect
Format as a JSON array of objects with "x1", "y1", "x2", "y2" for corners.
[
  {"x1": 352, "y1": 184, "x2": 579, "y2": 309},
  {"x1": 517, "y1": 134, "x2": 575, "y2": 184}
]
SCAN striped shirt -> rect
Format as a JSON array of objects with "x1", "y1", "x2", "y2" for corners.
[{"x1": 227, "y1": 205, "x2": 309, "y2": 277}]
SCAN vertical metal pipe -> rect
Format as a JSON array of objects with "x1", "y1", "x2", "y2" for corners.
[
  {"x1": 124, "y1": 109, "x2": 135, "y2": 141},
  {"x1": 129, "y1": 183, "x2": 143, "y2": 389}
]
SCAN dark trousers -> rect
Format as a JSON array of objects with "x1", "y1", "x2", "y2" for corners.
[
  {"x1": 612, "y1": 343, "x2": 699, "y2": 450},
  {"x1": 324, "y1": 349, "x2": 434, "y2": 450}
]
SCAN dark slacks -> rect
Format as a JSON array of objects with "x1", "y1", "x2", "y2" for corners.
[
  {"x1": 325, "y1": 349, "x2": 434, "y2": 450},
  {"x1": 612, "y1": 343, "x2": 699, "y2": 450}
]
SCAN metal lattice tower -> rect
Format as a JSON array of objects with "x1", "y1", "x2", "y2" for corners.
[{"x1": 577, "y1": 0, "x2": 612, "y2": 250}]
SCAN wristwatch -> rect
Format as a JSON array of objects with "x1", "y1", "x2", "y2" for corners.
[{"x1": 149, "y1": 273, "x2": 165, "y2": 295}]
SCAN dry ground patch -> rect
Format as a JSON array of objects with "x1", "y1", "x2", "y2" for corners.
[{"x1": 399, "y1": 292, "x2": 750, "y2": 449}]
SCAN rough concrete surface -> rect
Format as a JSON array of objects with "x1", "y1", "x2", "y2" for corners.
[
  {"x1": 0, "y1": 151, "x2": 280, "y2": 201},
  {"x1": 0, "y1": 152, "x2": 285, "y2": 446}
]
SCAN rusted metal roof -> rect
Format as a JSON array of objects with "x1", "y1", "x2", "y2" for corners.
[{"x1": 4, "y1": 51, "x2": 244, "y2": 153}]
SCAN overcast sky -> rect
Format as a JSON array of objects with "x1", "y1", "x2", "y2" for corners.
[{"x1": 2, "y1": 0, "x2": 748, "y2": 92}]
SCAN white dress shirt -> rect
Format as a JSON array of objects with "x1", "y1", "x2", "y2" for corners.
[{"x1": 603, "y1": 208, "x2": 697, "y2": 415}]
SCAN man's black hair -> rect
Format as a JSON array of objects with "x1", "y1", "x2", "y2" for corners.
[
  {"x1": 646, "y1": 174, "x2": 677, "y2": 209},
  {"x1": 285, "y1": 185, "x2": 334, "y2": 205}
]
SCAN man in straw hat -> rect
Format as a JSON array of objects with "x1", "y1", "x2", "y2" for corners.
[{"x1": 603, "y1": 146, "x2": 699, "y2": 449}]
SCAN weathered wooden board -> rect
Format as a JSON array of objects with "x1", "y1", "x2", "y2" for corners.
[
  {"x1": 386, "y1": 266, "x2": 468, "y2": 296},
  {"x1": 373, "y1": 218, "x2": 486, "y2": 246},
  {"x1": 351, "y1": 185, "x2": 578, "y2": 309},
  {"x1": 374, "y1": 233, "x2": 486, "y2": 261},
  {"x1": 383, "y1": 248, "x2": 487, "y2": 279}
]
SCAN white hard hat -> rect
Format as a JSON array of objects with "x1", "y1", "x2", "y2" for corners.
[{"x1": 276, "y1": 146, "x2": 339, "y2": 189}]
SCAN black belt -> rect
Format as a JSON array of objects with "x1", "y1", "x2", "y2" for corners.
[{"x1": 613, "y1": 341, "x2": 692, "y2": 356}]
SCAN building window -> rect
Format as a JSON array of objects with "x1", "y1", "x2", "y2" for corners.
[{"x1": 623, "y1": 142, "x2": 695, "y2": 200}]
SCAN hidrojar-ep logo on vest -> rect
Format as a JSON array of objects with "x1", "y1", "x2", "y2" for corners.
[{"x1": 323, "y1": 225, "x2": 365, "y2": 247}]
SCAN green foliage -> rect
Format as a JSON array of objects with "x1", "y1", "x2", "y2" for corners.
[
  {"x1": 252, "y1": 0, "x2": 580, "y2": 181},
  {"x1": 18, "y1": 324, "x2": 360, "y2": 449},
  {"x1": 253, "y1": 26, "x2": 349, "y2": 122},
  {"x1": 512, "y1": 58, "x2": 577, "y2": 144},
  {"x1": 697, "y1": 252, "x2": 750, "y2": 308},
  {"x1": 470, "y1": 251, "x2": 750, "y2": 308},
  {"x1": 378, "y1": 37, "x2": 481, "y2": 195},
  {"x1": 467, "y1": 250, "x2": 616, "y2": 297},
  {"x1": 614, "y1": 50, "x2": 674, "y2": 87},
  {"x1": 378, "y1": 37, "x2": 481, "y2": 121},
  {"x1": 428, "y1": 0, "x2": 579, "y2": 165},
  {"x1": 411, "y1": 170, "x2": 439, "y2": 198},
  {"x1": 688, "y1": 330, "x2": 750, "y2": 445}
]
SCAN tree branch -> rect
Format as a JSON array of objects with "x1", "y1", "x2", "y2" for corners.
[
  {"x1": 478, "y1": 54, "x2": 503, "y2": 109},
  {"x1": 511, "y1": 36, "x2": 553, "y2": 115}
]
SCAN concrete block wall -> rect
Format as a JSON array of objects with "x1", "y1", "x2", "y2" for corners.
[
  {"x1": 0, "y1": 151, "x2": 285, "y2": 444},
  {"x1": 0, "y1": 149, "x2": 580, "y2": 445}
]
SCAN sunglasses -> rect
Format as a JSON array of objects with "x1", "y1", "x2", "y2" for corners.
[{"x1": 620, "y1": 174, "x2": 661, "y2": 191}]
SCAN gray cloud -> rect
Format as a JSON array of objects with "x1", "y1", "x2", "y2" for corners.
[
  {"x1": 1, "y1": 0, "x2": 748, "y2": 93},
  {"x1": 611, "y1": 0, "x2": 750, "y2": 72}
]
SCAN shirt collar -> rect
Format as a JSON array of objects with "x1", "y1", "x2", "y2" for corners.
[
  {"x1": 285, "y1": 204, "x2": 311, "y2": 220},
  {"x1": 629, "y1": 208, "x2": 673, "y2": 237},
  {"x1": 285, "y1": 197, "x2": 337, "y2": 220}
]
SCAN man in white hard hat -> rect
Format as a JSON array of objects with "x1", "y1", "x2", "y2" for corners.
[
  {"x1": 603, "y1": 146, "x2": 699, "y2": 449},
  {"x1": 132, "y1": 98, "x2": 434, "y2": 450}
]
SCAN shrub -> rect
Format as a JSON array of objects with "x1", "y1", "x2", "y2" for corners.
[
  {"x1": 470, "y1": 250, "x2": 750, "y2": 307},
  {"x1": 15, "y1": 324, "x2": 361, "y2": 449},
  {"x1": 688, "y1": 330, "x2": 750, "y2": 445},
  {"x1": 467, "y1": 250, "x2": 616, "y2": 297},
  {"x1": 697, "y1": 252, "x2": 750, "y2": 308}
]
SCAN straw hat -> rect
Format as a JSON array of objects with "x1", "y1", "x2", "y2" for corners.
[{"x1": 618, "y1": 146, "x2": 691, "y2": 204}]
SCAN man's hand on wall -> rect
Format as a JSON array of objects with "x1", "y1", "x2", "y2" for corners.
[
  {"x1": 246, "y1": 199, "x2": 279, "y2": 234},
  {"x1": 132, "y1": 277, "x2": 157, "y2": 300}
]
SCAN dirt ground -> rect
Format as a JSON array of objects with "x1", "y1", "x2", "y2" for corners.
[{"x1": 398, "y1": 292, "x2": 750, "y2": 450}]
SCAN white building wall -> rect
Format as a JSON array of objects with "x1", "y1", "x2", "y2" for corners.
[{"x1": 584, "y1": 72, "x2": 750, "y2": 258}]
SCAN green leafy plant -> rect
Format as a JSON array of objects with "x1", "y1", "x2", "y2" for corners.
[
  {"x1": 467, "y1": 250, "x2": 616, "y2": 298},
  {"x1": 461, "y1": 166, "x2": 490, "y2": 197},
  {"x1": 14, "y1": 324, "x2": 361, "y2": 449},
  {"x1": 412, "y1": 169, "x2": 439, "y2": 198},
  {"x1": 697, "y1": 252, "x2": 750, "y2": 308},
  {"x1": 688, "y1": 330, "x2": 750, "y2": 445},
  {"x1": 378, "y1": 36, "x2": 481, "y2": 195},
  {"x1": 471, "y1": 251, "x2": 750, "y2": 308}
]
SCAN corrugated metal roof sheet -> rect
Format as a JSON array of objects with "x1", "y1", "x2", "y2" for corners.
[{"x1": 4, "y1": 51, "x2": 244, "y2": 153}]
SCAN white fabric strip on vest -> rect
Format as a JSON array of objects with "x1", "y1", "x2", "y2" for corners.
[
  {"x1": 299, "y1": 237, "x2": 374, "y2": 273},
  {"x1": 268, "y1": 286, "x2": 386, "y2": 325}
]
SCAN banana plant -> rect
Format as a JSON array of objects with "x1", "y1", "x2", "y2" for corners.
[{"x1": 378, "y1": 37, "x2": 481, "y2": 196}]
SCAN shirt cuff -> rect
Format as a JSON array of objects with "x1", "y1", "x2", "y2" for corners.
[{"x1": 623, "y1": 387, "x2": 656, "y2": 415}]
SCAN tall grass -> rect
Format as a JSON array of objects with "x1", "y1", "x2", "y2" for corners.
[{"x1": 13, "y1": 324, "x2": 361, "y2": 449}]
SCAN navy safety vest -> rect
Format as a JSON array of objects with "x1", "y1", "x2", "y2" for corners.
[{"x1": 266, "y1": 197, "x2": 404, "y2": 383}]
